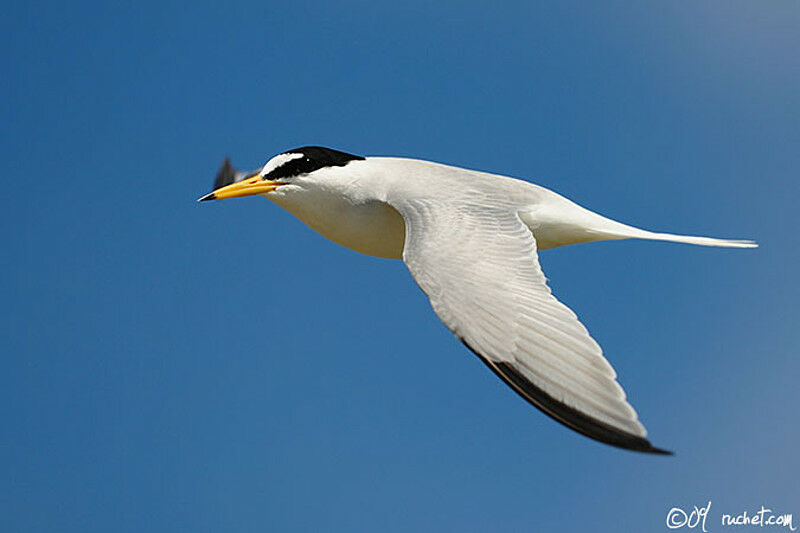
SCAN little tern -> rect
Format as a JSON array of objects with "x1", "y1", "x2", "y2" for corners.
[{"x1": 198, "y1": 146, "x2": 756, "y2": 454}]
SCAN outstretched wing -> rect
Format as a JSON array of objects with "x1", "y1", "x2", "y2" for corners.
[
  {"x1": 213, "y1": 157, "x2": 241, "y2": 190},
  {"x1": 391, "y1": 198, "x2": 671, "y2": 454},
  {"x1": 210, "y1": 157, "x2": 259, "y2": 191}
]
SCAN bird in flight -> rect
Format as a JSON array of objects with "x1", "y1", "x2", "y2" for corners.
[{"x1": 198, "y1": 146, "x2": 756, "y2": 454}]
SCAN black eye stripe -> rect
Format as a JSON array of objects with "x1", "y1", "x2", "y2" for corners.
[{"x1": 263, "y1": 146, "x2": 364, "y2": 180}]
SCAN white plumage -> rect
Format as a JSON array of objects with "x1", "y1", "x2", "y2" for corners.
[{"x1": 200, "y1": 147, "x2": 756, "y2": 454}]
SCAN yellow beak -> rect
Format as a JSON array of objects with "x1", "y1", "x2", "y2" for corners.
[{"x1": 197, "y1": 176, "x2": 284, "y2": 202}]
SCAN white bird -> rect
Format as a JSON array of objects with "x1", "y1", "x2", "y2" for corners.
[{"x1": 199, "y1": 146, "x2": 756, "y2": 454}]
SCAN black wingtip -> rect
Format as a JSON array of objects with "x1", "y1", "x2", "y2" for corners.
[
  {"x1": 213, "y1": 157, "x2": 238, "y2": 190},
  {"x1": 459, "y1": 338, "x2": 675, "y2": 456},
  {"x1": 646, "y1": 446, "x2": 675, "y2": 456},
  {"x1": 197, "y1": 192, "x2": 216, "y2": 202}
]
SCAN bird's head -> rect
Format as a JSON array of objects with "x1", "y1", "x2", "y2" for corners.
[{"x1": 197, "y1": 146, "x2": 365, "y2": 203}]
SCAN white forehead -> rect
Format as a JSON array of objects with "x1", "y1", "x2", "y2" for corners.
[{"x1": 259, "y1": 152, "x2": 305, "y2": 176}]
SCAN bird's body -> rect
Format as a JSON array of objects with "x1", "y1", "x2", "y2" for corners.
[
  {"x1": 200, "y1": 146, "x2": 756, "y2": 454},
  {"x1": 268, "y1": 156, "x2": 752, "y2": 257}
]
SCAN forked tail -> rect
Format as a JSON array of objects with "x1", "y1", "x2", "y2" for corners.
[
  {"x1": 523, "y1": 197, "x2": 758, "y2": 249},
  {"x1": 587, "y1": 219, "x2": 758, "y2": 248},
  {"x1": 576, "y1": 209, "x2": 758, "y2": 248},
  {"x1": 622, "y1": 229, "x2": 757, "y2": 248}
]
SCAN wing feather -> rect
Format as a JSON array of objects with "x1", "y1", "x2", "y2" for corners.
[{"x1": 391, "y1": 198, "x2": 671, "y2": 454}]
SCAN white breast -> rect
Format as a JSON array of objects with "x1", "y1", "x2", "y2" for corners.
[{"x1": 268, "y1": 185, "x2": 406, "y2": 259}]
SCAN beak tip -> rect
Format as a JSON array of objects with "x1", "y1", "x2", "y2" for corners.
[{"x1": 197, "y1": 192, "x2": 217, "y2": 202}]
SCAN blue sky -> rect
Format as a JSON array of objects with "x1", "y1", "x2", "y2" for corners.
[{"x1": 2, "y1": 1, "x2": 798, "y2": 531}]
